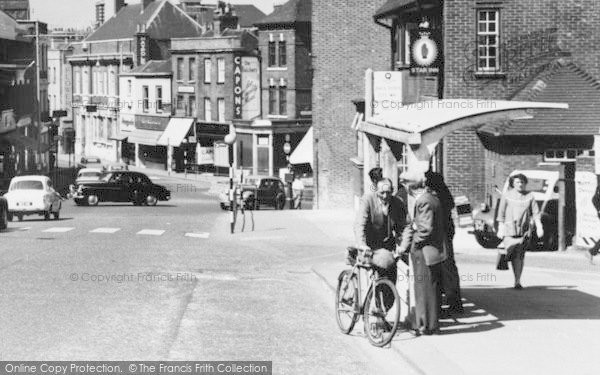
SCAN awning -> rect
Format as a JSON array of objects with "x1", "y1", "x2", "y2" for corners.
[
  {"x1": 108, "y1": 132, "x2": 128, "y2": 141},
  {"x1": 126, "y1": 128, "x2": 162, "y2": 146},
  {"x1": 374, "y1": 0, "x2": 440, "y2": 19},
  {"x1": 289, "y1": 127, "x2": 313, "y2": 167},
  {"x1": 157, "y1": 117, "x2": 195, "y2": 146}
]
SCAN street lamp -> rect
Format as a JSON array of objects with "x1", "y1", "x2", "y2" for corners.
[
  {"x1": 224, "y1": 126, "x2": 237, "y2": 234},
  {"x1": 283, "y1": 134, "x2": 292, "y2": 209}
]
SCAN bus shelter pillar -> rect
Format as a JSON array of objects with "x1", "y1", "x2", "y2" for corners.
[{"x1": 363, "y1": 133, "x2": 381, "y2": 193}]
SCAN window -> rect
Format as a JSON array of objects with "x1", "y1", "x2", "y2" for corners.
[
  {"x1": 104, "y1": 71, "x2": 108, "y2": 95},
  {"x1": 268, "y1": 86, "x2": 276, "y2": 115},
  {"x1": 217, "y1": 58, "x2": 225, "y2": 83},
  {"x1": 204, "y1": 58, "x2": 212, "y2": 83},
  {"x1": 107, "y1": 118, "x2": 113, "y2": 139},
  {"x1": 544, "y1": 148, "x2": 586, "y2": 162},
  {"x1": 278, "y1": 41, "x2": 286, "y2": 66},
  {"x1": 156, "y1": 86, "x2": 163, "y2": 112},
  {"x1": 477, "y1": 9, "x2": 500, "y2": 72},
  {"x1": 52, "y1": 67, "x2": 56, "y2": 84},
  {"x1": 217, "y1": 98, "x2": 225, "y2": 122},
  {"x1": 204, "y1": 97, "x2": 211, "y2": 121},
  {"x1": 188, "y1": 95, "x2": 196, "y2": 117},
  {"x1": 177, "y1": 58, "x2": 184, "y2": 81},
  {"x1": 278, "y1": 85, "x2": 287, "y2": 115},
  {"x1": 176, "y1": 94, "x2": 184, "y2": 110},
  {"x1": 75, "y1": 70, "x2": 81, "y2": 94},
  {"x1": 189, "y1": 58, "x2": 196, "y2": 82},
  {"x1": 142, "y1": 85, "x2": 149, "y2": 112},
  {"x1": 98, "y1": 70, "x2": 104, "y2": 95},
  {"x1": 127, "y1": 80, "x2": 132, "y2": 97},
  {"x1": 268, "y1": 41, "x2": 276, "y2": 66},
  {"x1": 109, "y1": 71, "x2": 115, "y2": 96}
]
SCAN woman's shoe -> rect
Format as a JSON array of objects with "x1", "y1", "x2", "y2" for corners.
[{"x1": 514, "y1": 283, "x2": 523, "y2": 290}]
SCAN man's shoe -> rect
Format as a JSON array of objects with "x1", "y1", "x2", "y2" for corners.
[{"x1": 514, "y1": 283, "x2": 523, "y2": 290}]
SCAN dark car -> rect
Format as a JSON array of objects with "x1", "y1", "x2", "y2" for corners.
[
  {"x1": 219, "y1": 176, "x2": 287, "y2": 210},
  {"x1": 0, "y1": 196, "x2": 7, "y2": 230},
  {"x1": 72, "y1": 171, "x2": 170, "y2": 206},
  {"x1": 77, "y1": 156, "x2": 103, "y2": 170}
]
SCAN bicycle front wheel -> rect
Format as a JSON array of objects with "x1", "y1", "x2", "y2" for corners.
[
  {"x1": 335, "y1": 270, "x2": 359, "y2": 334},
  {"x1": 364, "y1": 278, "x2": 401, "y2": 347}
]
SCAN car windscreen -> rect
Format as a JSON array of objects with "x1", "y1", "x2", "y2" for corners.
[
  {"x1": 244, "y1": 177, "x2": 259, "y2": 186},
  {"x1": 526, "y1": 178, "x2": 548, "y2": 193},
  {"x1": 79, "y1": 172, "x2": 101, "y2": 178},
  {"x1": 10, "y1": 180, "x2": 44, "y2": 190}
]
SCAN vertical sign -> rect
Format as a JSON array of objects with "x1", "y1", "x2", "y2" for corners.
[
  {"x1": 575, "y1": 171, "x2": 600, "y2": 248},
  {"x1": 241, "y1": 56, "x2": 260, "y2": 120},
  {"x1": 595, "y1": 133, "x2": 600, "y2": 174},
  {"x1": 136, "y1": 33, "x2": 149, "y2": 66},
  {"x1": 233, "y1": 55, "x2": 243, "y2": 119},
  {"x1": 372, "y1": 71, "x2": 404, "y2": 117}
]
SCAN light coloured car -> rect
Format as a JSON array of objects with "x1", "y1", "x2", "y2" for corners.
[{"x1": 4, "y1": 176, "x2": 62, "y2": 221}]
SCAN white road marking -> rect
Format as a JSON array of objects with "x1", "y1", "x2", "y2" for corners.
[
  {"x1": 137, "y1": 229, "x2": 165, "y2": 236},
  {"x1": 17, "y1": 227, "x2": 31, "y2": 231},
  {"x1": 185, "y1": 232, "x2": 210, "y2": 238},
  {"x1": 43, "y1": 227, "x2": 75, "y2": 233},
  {"x1": 90, "y1": 228, "x2": 121, "y2": 234}
]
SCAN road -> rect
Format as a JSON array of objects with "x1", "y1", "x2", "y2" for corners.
[{"x1": 0, "y1": 174, "x2": 417, "y2": 374}]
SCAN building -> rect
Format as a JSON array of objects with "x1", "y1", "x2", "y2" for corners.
[
  {"x1": 118, "y1": 60, "x2": 176, "y2": 170},
  {"x1": 47, "y1": 28, "x2": 87, "y2": 165},
  {"x1": 0, "y1": 9, "x2": 38, "y2": 187},
  {"x1": 0, "y1": 0, "x2": 29, "y2": 20},
  {"x1": 67, "y1": 0, "x2": 204, "y2": 165},
  {"x1": 312, "y1": 0, "x2": 391, "y2": 208},
  {"x1": 248, "y1": 0, "x2": 312, "y2": 178},
  {"x1": 170, "y1": 5, "x2": 259, "y2": 174}
]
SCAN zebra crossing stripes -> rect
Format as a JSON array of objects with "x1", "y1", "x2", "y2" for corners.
[
  {"x1": 43, "y1": 227, "x2": 75, "y2": 233},
  {"x1": 90, "y1": 228, "x2": 121, "y2": 234},
  {"x1": 136, "y1": 229, "x2": 166, "y2": 236},
  {"x1": 185, "y1": 232, "x2": 210, "y2": 239}
]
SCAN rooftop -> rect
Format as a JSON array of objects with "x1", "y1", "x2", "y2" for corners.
[{"x1": 255, "y1": 0, "x2": 311, "y2": 26}]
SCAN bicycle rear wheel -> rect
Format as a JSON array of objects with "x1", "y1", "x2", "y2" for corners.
[
  {"x1": 335, "y1": 270, "x2": 359, "y2": 334},
  {"x1": 364, "y1": 278, "x2": 401, "y2": 347}
]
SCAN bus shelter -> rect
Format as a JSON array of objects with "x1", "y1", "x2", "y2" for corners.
[{"x1": 357, "y1": 74, "x2": 569, "y2": 324}]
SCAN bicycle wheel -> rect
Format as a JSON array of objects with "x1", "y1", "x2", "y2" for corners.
[
  {"x1": 364, "y1": 278, "x2": 401, "y2": 347},
  {"x1": 335, "y1": 270, "x2": 359, "y2": 334}
]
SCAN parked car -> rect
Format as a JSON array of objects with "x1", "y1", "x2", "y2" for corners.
[
  {"x1": 0, "y1": 196, "x2": 7, "y2": 230},
  {"x1": 219, "y1": 176, "x2": 287, "y2": 210},
  {"x1": 69, "y1": 168, "x2": 104, "y2": 197},
  {"x1": 105, "y1": 162, "x2": 129, "y2": 171},
  {"x1": 72, "y1": 171, "x2": 170, "y2": 206},
  {"x1": 472, "y1": 169, "x2": 560, "y2": 250},
  {"x1": 3, "y1": 176, "x2": 62, "y2": 221},
  {"x1": 77, "y1": 156, "x2": 103, "y2": 169}
]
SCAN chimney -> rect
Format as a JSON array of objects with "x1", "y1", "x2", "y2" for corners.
[
  {"x1": 114, "y1": 0, "x2": 125, "y2": 14},
  {"x1": 141, "y1": 0, "x2": 154, "y2": 13},
  {"x1": 272, "y1": 0, "x2": 284, "y2": 14},
  {"x1": 213, "y1": 2, "x2": 238, "y2": 34}
]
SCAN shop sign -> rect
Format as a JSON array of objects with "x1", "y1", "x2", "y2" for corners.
[
  {"x1": 372, "y1": 71, "x2": 404, "y2": 117},
  {"x1": 135, "y1": 115, "x2": 169, "y2": 131},
  {"x1": 241, "y1": 56, "x2": 260, "y2": 120},
  {"x1": 575, "y1": 171, "x2": 600, "y2": 249},
  {"x1": 233, "y1": 55, "x2": 243, "y2": 119},
  {"x1": 178, "y1": 86, "x2": 195, "y2": 94},
  {"x1": 196, "y1": 145, "x2": 214, "y2": 165},
  {"x1": 409, "y1": 28, "x2": 441, "y2": 76},
  {"x1": 213, "y1": 141, "x2": 229, "y2": 167}
]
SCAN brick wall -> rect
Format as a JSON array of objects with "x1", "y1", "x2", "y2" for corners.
[
  {"x1": 443, "y1": 0, "x2": 600, "y2": 204},
  {"x1": 312, "y1": 0, "x2": 391, "y2": 208}
]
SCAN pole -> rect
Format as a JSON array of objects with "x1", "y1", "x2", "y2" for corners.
[
  {"x1": 229, "y1": 143, "x2": 234, "y2": 234},
  {"x1": 558, "y1": 164, "x2": 566, "y2": 251}
]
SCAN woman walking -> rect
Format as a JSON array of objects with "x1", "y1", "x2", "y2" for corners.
[{"x1": 496, "y1": 173, "x2": 544, "y2": 289}]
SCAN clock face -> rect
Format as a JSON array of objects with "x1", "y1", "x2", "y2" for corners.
[{"x1": 412, "y1": 35, "x2": 438, "y2": 67}]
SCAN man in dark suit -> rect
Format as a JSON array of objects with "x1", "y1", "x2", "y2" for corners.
[
  {"x1": 354, "y1": 178, "x2": 410, "y2": 285},
  {"x1": 399, "y1": 170, "x2": 447, "y2": 335}
]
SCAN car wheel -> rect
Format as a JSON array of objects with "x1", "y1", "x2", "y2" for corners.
[
  {"x1": 44, "y1": 211, "x2": 50, "y2": 220},
  {"x1": 17, "y1": 214, "x2": 23, "y2": 222},
  {"x1": 87, "y1": 195, "x2": 99, "y2": 206},
  {"x1": 146, "y1": 194, "x2": 158, "y2": 206},
  {"x1": 7, "y1": 212, "x2": 13, "y2": 221},
  {"x1": 0, "y1": 209, "x2": 7, "y2": 230},
  {"x1": 220, "y1": 203, "x2": 227, "y2": 210},
  {"x1": 474, "y1": 231, "x2": 503, "y2": 248},
  {"x1": 74, "y1": 198, "x2": 85, "y2": 206},
  {"x1": 53, "y1": 211, "x2": 60, "y2": 220}
]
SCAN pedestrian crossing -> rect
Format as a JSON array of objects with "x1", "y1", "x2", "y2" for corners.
[{"x1": 2, "y1": 226, "x2": 211, "y2": 239}]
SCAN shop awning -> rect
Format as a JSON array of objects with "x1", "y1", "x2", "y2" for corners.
[
  {"x1": 374, "y1": 0, "x2": 440, "y2": 19},
  {"x1": 108, "y1": 132, "x2": 128, "y2": 141},
  {"x1": 126, "y1": 128, "x2": 162, "y2": 146},
  {"x1": 157, "y1": 117, "x2": 195, "y2": 146},
  {"x1": 289, "y1": 127, "x2": 313, "y2": 167}
]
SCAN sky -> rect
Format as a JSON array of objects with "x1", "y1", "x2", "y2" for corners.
[{"x1": 29, "y1": 0, "x2": 277, "y2": 29}]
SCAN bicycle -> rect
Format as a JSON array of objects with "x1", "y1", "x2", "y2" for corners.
[{"x1": 335, "y1": 246, "x2": 404, "y2": 347}]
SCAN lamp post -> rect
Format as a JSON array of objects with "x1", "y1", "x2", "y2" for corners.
[
  {"x1": 224, "y1": 126, "x2": 237, "y2": 234},
  {"x1": 283, "y1": 134, "x2": 292, "y2": 209}
]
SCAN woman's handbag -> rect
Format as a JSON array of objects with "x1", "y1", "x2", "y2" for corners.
[{"x1": 523, "y1": 217, "x2": 538, "y2": 252}]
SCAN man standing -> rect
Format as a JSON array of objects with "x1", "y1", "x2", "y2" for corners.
[
  {"x1": 399, "y1": 170, "x2": 447, "y2": 335},
  {"x1": 292, "y1": 175, "x2": 304, "y2": 209}
]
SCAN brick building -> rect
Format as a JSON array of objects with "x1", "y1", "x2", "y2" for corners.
[
  {"x1": 247, "y1": 0, "x2": 312, "y2": 178},
  {"x1": 67, "y1": 0, "x2": 203, "y2": 164},
  {"x1": 312, "y1": 0, "x2": 391, "y2": 208},
  {"x1": 0, "y1": 0, "x2": 29, "y2": 20},
  {"x1": 170, "y1": 5, "x2": 259, "y2": 173}
]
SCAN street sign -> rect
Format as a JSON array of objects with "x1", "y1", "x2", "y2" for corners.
[
  {"x1": 52, "y1": 110, "x2": 68, "y2": 118},
  {"x1": 86, "y1": 105, "x2": 97, "y2": 113}
]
